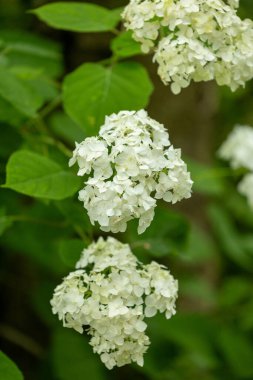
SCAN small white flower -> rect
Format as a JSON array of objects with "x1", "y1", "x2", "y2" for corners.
[
  {"x1": 227, "y1": 0, "x2": 239, "y2": 8},
  {"x1": 51, "y1": 237, "x2": 178, "y2": 369},
  {"x1": 108, "y1": 299, "x2": 129, "y2": 318},
  {"x1": 70, "y1": 110, "x2": 192, "y2": 234},
  {"x1": 69, "y1": 137, "x2": 110, "y2": 177}
]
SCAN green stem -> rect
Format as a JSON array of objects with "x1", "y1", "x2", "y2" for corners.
[
  {"x1": 99, "y1": 52, "x2": 120, "y2": 66},
  {"x1": 39, "y1": 95, "x2": 62, "y2": 119},
  {"x1": 21, "y1": 95, "x2": 71, "y2": 157},
  {"x1": 73, "y1": 224, "x2": 91, "y2": 244},
  {"x1": 99, "y1": 57, "x2": 114, "y2": 66},
  {"x1": 37, "y1": 133, "x2": 72, "y2": 157},
  {"x1": 111, "y1": 28, "x2": 120, "y2": 35}
]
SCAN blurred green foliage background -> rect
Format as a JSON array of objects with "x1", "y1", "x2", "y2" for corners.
[{"x1": 1, "y1": 1, "x2": 253, "y2": 379}]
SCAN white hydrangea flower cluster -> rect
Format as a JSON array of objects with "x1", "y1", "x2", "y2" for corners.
[
  {"x1": 69, "y1": 110, "x2": 192, "y2": 234},
  {"x1": 218, "y1": 125, "x2": 253, "y2": 171},
  {"x1": 50, "y1": 237, "x2": 178, "y2": 369},
  {"x1": 219, "y1": 125, "x2": 253, "y2": 209},
  {"x1": 122, "y1": 0, "x2": 253, "y2": 94}
]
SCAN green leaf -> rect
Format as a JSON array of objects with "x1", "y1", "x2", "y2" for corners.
[
  {"x1": 0, "y1": 96, "x2": 24, "y2": 126},
  {"x1": 219, "y1": 276, "x2": 252, "y2": 308},
  {"x1": 9, "y1": 66, "x2": 43, "y2": 80},
  {"x1": 225, "y1": 191, "x2": 253, "y2": 229},
  {"x1": 31, "y1": 2, "x2": 121, "y2": 33},
  {"x1": 9, "y1": 66, "x2": 59, "y2": 103},
  {"x1": 49, "y1": 112, "x2": 86, "y2": 144},
  {"x1": 184, "y1": 224, "x2": 216, "y2": 263},
  {"x1": 128, "y1": 207, "x2": 189, "y2": 259},
  {"x1": 110, "y1": 7, "x2": 125, "y2": 20},
  {"x1": 0, "y1": 351, "x2": 23, "y2": 380},
  {"x1": 63, "y1": 61, "x2": 153, "y2": 133},
  {"x1": 186, "y1": 158, "x2": 225, "y2": 196},
  {"x1": 111, "y1": 31, "x2": 142, "y2": 58},
  {"x1": 27, "y1": 76, "x2": 59, "y2": 103},
  {"x1": 55, "y1": 199, "x2": 91, "y2": 233},
  {"x1": 52, "y1": 329, "x2": 106, "y2": 380},
  {"x1": 240, "y1": 235, "x2": 253, "y2": 259},
  {"x1": 0, "y1": 208, "x2": 12, "y2": 236},
  {"x1": 148, "y1": 314, "x2": 219, "y2": 370},
  {"x1": 217, "y1": 328, "x2": 253, "y2": 378},
  {"x1": 135, "y1": 237, "x2": 173, "y2": 258},
  {"x1": 31, "y1": 281, "x2": 58, "y2": 327},
  {"x1": 241, "y1": 300, "x2": 253, "y2": 331},
  {"x1": 0, "y1": 201, "x2": 73, "y2": 274},
  {"x1": 3, "y1": 150, "x2": 81, "y2": 200},
  {"x1": 180, "y1": 277, "x2": 216, "y2": 307},
  {"x1": 0, "y1": 67, "x2": 41, "y2": 117},
  {"x1": 208, "y1": 204, "x2": 253, "y2": 271},
  {"x1": 0, "y1": 124, "x2": 22, "y2": 159},
  {"x1": 0, "y1": 30, "x2": 63, "y2": 78},
  {"x1": 57, "y1": 239, "x2": 84, "y2": 269}
]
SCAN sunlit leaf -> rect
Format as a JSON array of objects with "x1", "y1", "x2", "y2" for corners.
[
  {"x1": 0, "y1": 29, "x2": 62, "y2": 77},
  {"x1": 111, "y1": 31, "x2": 142, "y2": 58},
  {"x1": 0, "y1": 67, "x2": 41, "y2": 117},
  {"x1": 0, "y1": 351, "x2": 23, "y2": 380},
  {"x1": 3, "y1": 150, "x2": 80, "y2": 200},
  {"x1": 49, "y1": 112, "x2": 86, "y2": 144},
  {"x1": 31, "y1": 2, "x2": 121, "y2": 33},
  {"x1": 63, "y1": 61, "x2": 153, "y2": 133}
]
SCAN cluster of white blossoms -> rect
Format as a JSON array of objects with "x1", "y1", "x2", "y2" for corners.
[
  {"x1": 219, "y1": 125, "x2": 253, "y2": 208},
  {"x1": 122, "y1": 0, "x2": 253, "y2": 94},
  {"x1": 218, "y1": 125, "x2": 253, "y2": 171},
  {"x1": 69, "y1": 110, "x2": 192, "y2": 234},
  {"x1": 51, "y1": 237, "x2": 178, "y2": 369}
]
